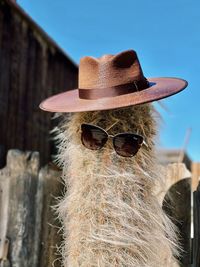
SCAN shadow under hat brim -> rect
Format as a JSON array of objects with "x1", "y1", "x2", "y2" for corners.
[{"x1": 39, "y1": 77, "x2": 188, "y2": 113}]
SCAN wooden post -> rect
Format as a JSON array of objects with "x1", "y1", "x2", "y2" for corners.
[
  {"x1": 0, "y1": 150, "x2": 40, "y2": 267},
  {"x1": 193, "y1": 182, "x2": 200, "y2": 267},
  {"x1": 192, "y1": 163, "x2": 200, "y2": 192},
  {"x1": 37, "y1": 165, "x2": 63, "y2": 267},
  {"x1": 162, "y1": 163, "x2": 191, "y2": 267},
  {"x1": 0, "y1": 176, "x2": 10, "y2": 267},
  {"x1": 0, "y1": 179, "x2": 9, "y2": 262},
  {"x1": 156, "y1": 163, "x2": 191, "y2": 205}
]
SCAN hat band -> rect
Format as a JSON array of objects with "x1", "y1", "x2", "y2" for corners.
[{"x1": 79, "y1": 78, "x2": 149, "y2": 100}]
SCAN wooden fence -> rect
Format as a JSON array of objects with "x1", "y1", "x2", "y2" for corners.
[
  {"x1": 0, "y1": 149, "x2": 199, "y2": 267},
  {"x1": 0, "y1": 150, "x2": 63, "y2": 267}
]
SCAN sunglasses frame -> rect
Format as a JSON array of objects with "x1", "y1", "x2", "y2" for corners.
[{"x1": 81, "y1": 123, "x2": 147, "y2": 157}]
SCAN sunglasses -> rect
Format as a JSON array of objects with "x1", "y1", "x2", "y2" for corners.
[{"x1": 81, "y1": 123, "x2": 147, "y2": 157}]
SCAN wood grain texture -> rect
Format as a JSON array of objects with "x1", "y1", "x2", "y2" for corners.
[
  {"x1": 0, "y1": 150, "x2": 40, "y2": 267},
  {"x1": 193, "y1": 182, "x2": 200, "y2": 267},
  {"x1": 0, "y1": 149, "x2": 63, "y2": 266},
  {"x1": 37, "y1": 165, "x2": 63, "y2": 267},
  {"x1": 192, "y1": 163, "x2": 200, "y2": 192},
  {"x1": 0, "y1": 0, "x2": 78, "y2": 165},
  {"x1": 162, "y1": 164, "x2": 191, "y2": 267}
]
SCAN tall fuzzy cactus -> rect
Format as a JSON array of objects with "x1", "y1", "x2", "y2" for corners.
[{"x1": 54, "y1": 104, "x2": 180, "y2": 267}]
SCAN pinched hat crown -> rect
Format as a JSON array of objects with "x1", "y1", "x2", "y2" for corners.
[{"x1": 78, "y1": 50, "x2": 149, "y2": 100}]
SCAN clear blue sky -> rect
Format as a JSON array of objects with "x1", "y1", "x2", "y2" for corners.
[{"x1": 18, "y1": 0, "x2": 200, "y2": 161}]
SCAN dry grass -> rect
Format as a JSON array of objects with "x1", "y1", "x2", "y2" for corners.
[{"x1": 53, "y1": 104, "x2": 180, "y2": 267}]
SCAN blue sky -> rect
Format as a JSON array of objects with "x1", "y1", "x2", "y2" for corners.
[{"x1": 18, "y1": 0, "x2": 200, "y2": 161}]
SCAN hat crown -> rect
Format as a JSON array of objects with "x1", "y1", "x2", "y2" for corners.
[{"x1": 79, "y1": 50, "x2": 145, "y2": 89}]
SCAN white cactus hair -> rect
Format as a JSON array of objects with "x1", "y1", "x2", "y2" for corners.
[{"x1": 53, "y1": 104, "x2": 181, "y2": 267}]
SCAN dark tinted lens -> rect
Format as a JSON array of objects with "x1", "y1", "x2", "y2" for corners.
[
  {"x1": 113, "y1": 133, "x2": 143, "y2": 157},
  {"x1": 81, "y1": 124, "x2": 108, "y2": 150}
]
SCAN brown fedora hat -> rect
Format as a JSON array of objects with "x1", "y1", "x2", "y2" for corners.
[{"x1": 39, "y1": 49, "x2": 188, "y2": 113}]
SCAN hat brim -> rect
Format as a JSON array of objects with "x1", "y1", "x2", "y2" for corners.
[{"x1": 39, "y1": 77, "x2": 188, "y2": 113}]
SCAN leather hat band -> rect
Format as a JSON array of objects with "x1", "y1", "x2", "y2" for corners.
[{"x1": 79, "y1": 78, "x2": 149, "y2": 100}]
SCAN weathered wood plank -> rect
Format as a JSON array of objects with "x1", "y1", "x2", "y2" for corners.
[
  {"x1": 0, "y1": 150, "x2": 40, "y2": 267},
  {"x1": 192, "y1": 162, "x2": 200, "y2": 192},
  {"x1": 0, "y1": 2, "x2": 12, "y2": 150},
  {"x1": 16, "y1": 17, "x2": 29, "y2": 150},
  {"x1": 0, "y1": 178, "x2": 9, "y2": 261},
  {"x1": 37, "y1": 164, "x2": 63, "y2": 267},
  {"x1": 0, "y1": 0, "x2": 78, "y2": 165},
  {"x1": 0, "y1": 257, "x2": 10, "y2": 267},
  {"x1": 8, "y1": 12, "x2": 21, "y2": 149},
  {"x1": 161, "y1": 164, "x2": 191, "y2": 267},
  {"x1": 193, "y1": 182, "x2": 200, "y2": 267},
  {"x1": 156, "y1": 163, "x2": 191, "y2": 205}
]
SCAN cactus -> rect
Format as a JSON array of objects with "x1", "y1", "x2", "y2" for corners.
[{"x1": 54, "y1": 104, "x2": 180, "y2": 267}]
